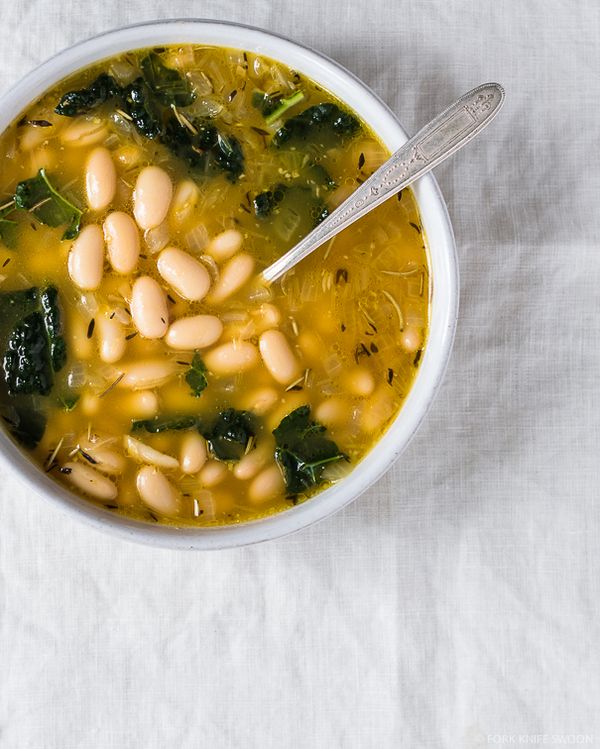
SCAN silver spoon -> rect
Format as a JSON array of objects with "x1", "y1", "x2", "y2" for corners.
[{"x1": 261, "y1": 82, "x2": 504, "y2": 284}]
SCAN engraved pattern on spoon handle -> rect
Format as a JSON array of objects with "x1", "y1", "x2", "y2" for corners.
[{"x1": 262, "y1": 82, "x2": 505, "y2": 284}]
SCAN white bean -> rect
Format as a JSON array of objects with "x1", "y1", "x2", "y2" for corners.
[
  {"x1": 360, "y1": 386, "x2": 395, "y2": 434},
  {"x1": 125, "y1": 435, "x2": 179, "y2": 469},
  {"x1": 252, "y1": 303, "x2": 282, "y2": 334},
  {"x1": 180, "y1": 432, "x2": 208, "y2": 474},
  {"x1": 233, "y1": 442, "x2": 271, "y2": 481},
  {"x1": 62, "y1": 461, "x2": 117, "y2": 501},
  {"x1": 342, "y1": 367, "x2": 375, "y2": 397},
  {"x1": 78, "y1": 438, "x2": 126, "y2": 475},
  {"x1": 165, "y1": 315, "x2": 223, "y2": 350},
  {"x1": 240, "y1": 386, "x2": 279, "y2": 415},
  {"x1": 199, "y1": 460, "x2": 228, "y2": 487},
  {"x1": 401, "y1": 327, "x2": 423, "y2": 354},
  {"x1": 80, "y1": 392, "x2": 101, "y2": 416},
  {"x1": 125, "y1": 390, "x2": 159, "y2": 417},
  {"x1": 207, "y1": 252, "x2": 254, "y2": 303},
  {"x1": 114, "y1": 144, "x2": 142, "y2": 168},
  {"x1": 61, "y1": 117, "x2": 107, "y2": 147},
  {"x1": 248, "y1": 465, "x2": 285, "y2": 504},
  {"x1": 97, "y1": 314, "x2": 126, "y2": 363},
  {"x1": 136, "y1": 465, "x2": 180, "y2": 516},
  {"x1": 204, "y1": 341, "x2": 259, "y2": 375},
  {"x1": 118, "y1": 359, "x2": 176, "y2": 389},
  {"x1": 68, "y1": 224, "x2": 105, "y2": 291},
  {"x1": 315, "y1": 397, "x2": 347, "y2": 428},
  {"x1": 103, "y1": 211, "x2": 140, "y2": 274},
  {"x1": 133, "y1": 165, "x2": 173, "y2": 230},
  {"x1": 157, "y1": 247, "x2": 211, "y2": 301},
  {"x1": 259, "y1": 329, "x2": 301, "y2": 385},
  {"x1": 85, "y1": 147, "x2": 116, "y2": 212},
  {"x1": 206, "y1": 229, "x2": 243, "y2": 261},
  {"x1": 130, "y1": 276, "x2": 169, "y2": 339}
]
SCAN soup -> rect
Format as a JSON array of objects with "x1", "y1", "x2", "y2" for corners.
[{"x1": 0, "y1": 45, "x2": 429, "y2": 526}]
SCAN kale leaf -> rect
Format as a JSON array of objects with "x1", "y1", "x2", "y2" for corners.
[
  {"x1": 0, "y1": 403, "x2": 46, "y2": 449},
  {"x1": 58, "y1": 393, "x2": 79, "y2": 411},
  {"x1": 14, "y1": 169, "x2": 82, "y2": 240},
  {"x1": 185, "y1": 352, "x2": 208, "y2": 397},
  {"x1": 3, "y1": 312, "x2": 53, "y2": 396},
  {"x1": 252, "y1": 89, "x2": 304, "y2": 125},
  {"x1": 162, "y1": 116, "x2": 244, "y2": 182},
  {"x1": 140, "y1": 53, "x2": 195, "y2": 107},
  {"x1": 131, "y1": 415, "x2": 201, "y2": 433},
  {"x1": 203, "y1": 409, "x2": 256, "y2": 461},
  {"x1": 53, "y1": 55, "x2": 244, "y2": 182},
  {"x1": 40, "y1": 286, "x2": 67, "y2": 372},
  {"x1": 0, "y1": 285, "x2": 66, "y2": 396},
  {"x1": 54, "y1": 73, "x2": 121, "y2": 117},
  {"x1": 121, "y1": 78, "x2": 164, "y2": 140},
  {"x1": 272, "y1": 102, "x2": 360, "y2": 149},
  {"x1": 273, "y1": 405, "x2": 347, "y2": 495}
]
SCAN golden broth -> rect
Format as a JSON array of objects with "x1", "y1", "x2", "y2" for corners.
[{"x1": 0, "y1": 45, "x2": 429, "y2": 525}]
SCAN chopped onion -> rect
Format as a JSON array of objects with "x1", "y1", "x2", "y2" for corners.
[
  {"x1": 315, "y1": 379, "x2": 340, "y2": 396},
  {"x1": 144, "y1": 222, "x2": 170, "y2": 254},
  {"x1": 77, "y1": 292, "x2": 98, "y2": 316},
  {"x1": 108, "y1": 60, "x2": 138, "y2": 85},
  {"x1": 247, "y1": 283, "x2": 271, "y2": 303},
  {"x1": 221, "y1": 310, "x2": 249, "y2": 323},
  {"x1": 110, "y1": 307, "x2": 130, "y2": 325},
  {"x1": 198, "y1": 254, "x2": 219, "y2": 281},
  {"x1": 323, "y1": 353, "x2": 342, "y2": 377},
  {"x1": 103, "y1": 133, "x2": 120, "y2": 149},
  {"x1": 196, "y1": 490, "x2": 216, "y2": 520},
  {"x1": 67, "y1": 364, "x2": 86, "y2": 389},
  {"x1": 184, "y1": 223, "x2": 209, "y2": 253},
  {"x1": 192, "y1": 96, "x2": 223, "y2": 119}
]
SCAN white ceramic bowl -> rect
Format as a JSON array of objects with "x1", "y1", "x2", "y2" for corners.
[{"x1": 0, "y1": 20, "x2": 458, "y2": 549}]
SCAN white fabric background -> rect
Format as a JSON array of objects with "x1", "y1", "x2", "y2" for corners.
[{"x1": 0, "y1": 1, "x2": 599, "y2": 747}]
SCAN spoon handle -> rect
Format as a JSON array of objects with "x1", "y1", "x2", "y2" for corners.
[{"x1": 262, "y1": 82, "x2": 505, "y2": 284}]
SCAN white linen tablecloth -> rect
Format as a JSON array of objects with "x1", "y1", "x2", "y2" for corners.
[{"x1": 1, "y1": 1, "x2": 599, "y2": 747}]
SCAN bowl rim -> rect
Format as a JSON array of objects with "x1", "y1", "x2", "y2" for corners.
[{"x1": 0, "y1": 18, "x2": 458, "y2": 549}]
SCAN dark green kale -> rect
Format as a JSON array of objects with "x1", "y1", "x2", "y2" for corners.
[
  {"x1": 162, "y1": 116, "x2": 244, "y2": 182},
  {"x1": 140, "y1": 52, "x2": 196, "y2": 107},
  {"x1": 252, "y1": 89, "x2": 304, "y2": 125},
  {"x1": 0, "y1": 285, "x2": 66, "y2": 397},
  {"x1": 121, "y1": 78, "x2": 164, "y2": 140},
  {"x1": 272, "y1": 102, "x2": 360, "y2": 149},
  {"x1": 131, "y1": 415, "x2": 201, "y2": 433},
  {"x1": 253, "y1": 183, "x2": 328, "y2": 244},
  {"x1": 54, "y1": 73, "x2": 121, "y2": 117},
  {"x1": 3, "y1": 312, "x2": 52, "y2": 396},
  {"x1": 203, "y1": 409, "x2": 256, "y2": 461},
  {"x1": 185, "y1": 352, "x2": 208, "y2": 397},
  {"x1": 304, "y1": 163, "x2": 337, "y2": 191},
  {"x1": 0, "y1": 403, "x2": 46, "y2": 448},
  {"x1": 253, "y1": 190, "x2": 277, "y2": 218},
  {"x1": 53, "y1": 55, "x2": 244, "y2": 182},
  {"x1": 40, "y1": 286, "x2": 66, "y2": 371},
  {"x1": 58, "y1": 393, "x2": 79, "y2": 411},
  {"x1": 14, "y1": 169, "x2": 82, "y2": 240},
  {"x1": 273, "y1": 405, "x2": 347, "y2": 495}
]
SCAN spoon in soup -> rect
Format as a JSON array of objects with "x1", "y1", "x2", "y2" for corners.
[{"x1": 261, "y1": 82, "x2": 504, "y2": 284}]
